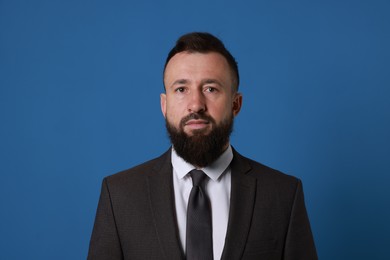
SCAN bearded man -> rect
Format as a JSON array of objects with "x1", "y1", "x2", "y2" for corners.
[{"x1": 88, "y1": 32, "x2": 317, "y2": 260}]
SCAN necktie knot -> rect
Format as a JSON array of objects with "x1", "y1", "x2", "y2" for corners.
[{"x1": 190, "y1": 169, "x2": 207, "y2": 187}]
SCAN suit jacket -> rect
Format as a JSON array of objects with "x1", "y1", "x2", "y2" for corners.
[{"x1": 88, "y1": 148, "x2": 317, "y2": 260}]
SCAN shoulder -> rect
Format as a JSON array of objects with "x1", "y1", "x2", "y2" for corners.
[
  {"x1": 104, "y1": 149, "x2": 171, "y2": 187},
  {"x1": 232, "y1": 150, "x2": 305, "y2": 208},
  {"x1": 232, "y1": 148, "x2": 301, "y2": 187}
]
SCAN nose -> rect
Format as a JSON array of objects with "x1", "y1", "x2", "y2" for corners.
[{"x1": 188, "y1": 90, "x2": 206, "y2": 113}]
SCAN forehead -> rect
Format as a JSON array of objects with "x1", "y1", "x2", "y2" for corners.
[{"x1": 164, "y1": 52, "x2": 233, "y2": 86}]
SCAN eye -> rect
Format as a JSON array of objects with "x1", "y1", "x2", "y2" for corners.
[
  {"x1": 175, "y1": 87, "x2": 186, "y2": 93},
  {"x1": 205, "y1": 86, "x2": 217, "y2": 93}
]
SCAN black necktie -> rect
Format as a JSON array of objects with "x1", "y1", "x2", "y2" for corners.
[{"x1": 186, "y1": 169, "x2": 213, "y2": 260}]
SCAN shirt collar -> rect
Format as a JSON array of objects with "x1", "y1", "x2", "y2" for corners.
[{"x1": 171, "y1": 145, "x2": 233, "y2": 182}]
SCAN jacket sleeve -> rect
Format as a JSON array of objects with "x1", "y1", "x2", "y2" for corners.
[
  {"x1": 283, "y1": 180, "x2": 318, "y2": 260},
  {"x1": 87, "y1": 178, "x2": 123, "y2": 260}
]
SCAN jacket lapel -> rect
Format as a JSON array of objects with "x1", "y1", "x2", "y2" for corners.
[
  {"x1": 221, "y1": 149, "x2": 257, "y2": 260},
  {"x1": 147, "y1": 150, "x2": 184, "y2": 260}
]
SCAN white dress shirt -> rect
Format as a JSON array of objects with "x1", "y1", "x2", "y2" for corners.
[{"x1": 171, "y1": 145, "x2": 233, "y2": 260}]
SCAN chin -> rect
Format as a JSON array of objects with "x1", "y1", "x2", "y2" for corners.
[{"x1": 185, "y1": 128, "x2": 212, "y2": 136}]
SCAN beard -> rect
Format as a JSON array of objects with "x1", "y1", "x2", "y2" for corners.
[{"x1": 166, "y1": 113, "x2": 234, "y2": 168}]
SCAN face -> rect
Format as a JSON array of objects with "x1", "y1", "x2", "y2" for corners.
[{"x1": 161, "y1": 52, "x2": 242, "y2": 139}]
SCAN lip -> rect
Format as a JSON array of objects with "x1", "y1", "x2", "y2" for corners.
[{"x1": 185, "y1": 119, "x2": 209, "y2": 129}]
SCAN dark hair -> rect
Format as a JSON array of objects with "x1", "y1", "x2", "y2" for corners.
[{"x1": 163, "y1": 32, "x2": 239, "y2": 91}]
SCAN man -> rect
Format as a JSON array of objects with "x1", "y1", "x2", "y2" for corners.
[{"x1": 88, "y1": 32, "x2": 317, "y2": 260}]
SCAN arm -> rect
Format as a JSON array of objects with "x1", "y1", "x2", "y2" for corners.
[
  {"x1": 283, "y1": 180, "x2": 318, "y2": 260},
  {"x1": 87, "y1": 178, "x2": 123, "y2": 260}
]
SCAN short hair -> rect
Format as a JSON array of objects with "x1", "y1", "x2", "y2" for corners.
[{"x1": 163, "y1": 32, "x2": 239, "y2": 91}]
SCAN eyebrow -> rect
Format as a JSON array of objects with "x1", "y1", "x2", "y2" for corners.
[
  {"x1": 170, "y1": 79, "x2": 189, "y2": 88},
  {"x1": 170, "y1": 78, "x2": 223, "y2": 88},
  {"x1": 201, "y1": 79, "x2": 223, "y2": 86}
]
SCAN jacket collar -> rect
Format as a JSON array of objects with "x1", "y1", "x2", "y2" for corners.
[{"x1": 221, "y1": 148, "x2": 256, "y2": 260}]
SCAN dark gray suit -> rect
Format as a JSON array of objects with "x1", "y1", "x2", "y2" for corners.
[{"x1": 88, "y1": 148, "x2": 317, "y2": 259}]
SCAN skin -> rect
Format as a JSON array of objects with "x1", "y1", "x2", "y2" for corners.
[{"x1": 161, "y1": 52, "x2": 243, "y2": 145}]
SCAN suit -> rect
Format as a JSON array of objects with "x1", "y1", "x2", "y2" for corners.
[{"x1": 88, "y1": 148, "x2": 317, "y2": 259}]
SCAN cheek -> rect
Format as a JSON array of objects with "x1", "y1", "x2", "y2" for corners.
[
  {"x1": 166, "y1": 104, "x2": 183, "y2": 123},
  {"x1": 166, "y1": 98, "x2": 187, "y2": 115},
  {"x1": 210, "y1": 101, "x2": 233, "y2": 119}
]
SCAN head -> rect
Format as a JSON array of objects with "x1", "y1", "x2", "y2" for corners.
[
  {"x1": 163, "y1": 32, "x2": 239, "y2": 92},
  {"x1": 161, "y1": 32, "x2": 242, "y2": 167}
]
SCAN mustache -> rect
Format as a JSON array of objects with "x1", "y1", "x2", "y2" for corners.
[{"x1": 180, "y1": 113, "x2": 216, "y2": 127}]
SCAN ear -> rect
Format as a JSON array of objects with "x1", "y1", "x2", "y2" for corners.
[
  {"x1": 232, "y1": 92, "x2": 242, "y2": 117},
  {"x1": 160, "y1": 93, "x2": 167, "y2": 118}
]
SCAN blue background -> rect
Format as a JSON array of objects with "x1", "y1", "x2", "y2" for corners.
[{"x1": 1, "y1": 0, "x2": 389, "y2": 259}]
